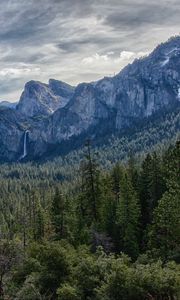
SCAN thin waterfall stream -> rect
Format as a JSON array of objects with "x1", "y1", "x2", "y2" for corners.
[{"x1": 20, "y1": 130, "x2": 28, "y2": 160}]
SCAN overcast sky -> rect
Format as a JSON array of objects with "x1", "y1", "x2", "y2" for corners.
[{"x1": 0, "y1": 0, "x2": 179, "y2": 102}]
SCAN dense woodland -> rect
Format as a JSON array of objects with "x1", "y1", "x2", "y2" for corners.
[{"x1": 0, "y1": 140, "x2": 179, "y2": 299}]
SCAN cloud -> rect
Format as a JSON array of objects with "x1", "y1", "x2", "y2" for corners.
[
  {"x1": 115, "y1": 51, "x2": 148, "y2": 62},
  {"x1": 81, "y1": 50, "x2": 149, "y2": 78},
  {"x1": 0, "y1": 65, "x2": 40, "y2": 78},
  {"x1": 82, "y1": 53, "x2": 110, "y2": 64},
  {"x1": 103, "y1": 0, "x2": 180, "y2": 29},
  {"x1": 0, "y1": 0, "x2": 179, "y2": 101},
  {"x1": 119, "y1": 51, "x2": 135, "y2": 60}
]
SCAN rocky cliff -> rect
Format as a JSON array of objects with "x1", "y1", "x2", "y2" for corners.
[
  {"x1": 42, "y1": 36, "x2": 180, "y2": 144},
  {"x1": 17, "y1": 80, "x2": 75, "y2": 117}
]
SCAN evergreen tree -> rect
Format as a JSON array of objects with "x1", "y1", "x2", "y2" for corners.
[
  {"x1": 111, "y1": 163, "x2": 123, "y2": 201},
  {"x1": 149, "y1": 152, "x2": 165, "y2": 212},
  {"x1": 127, "y1": 154, "x2": 139, "y2": 192},
  {"x1": 139, "y1": 152, "x2": 165, "y2": 235},
  {"x1": 35, "y1": 199, "x2": 45, "y2": 241},
  {"x1": 139, "y1": 153, "x2": 153, "y2": 230},
  {"x1": 51, "y1": 188, "x2": 67, "y2": 240},
  {"x1": 149, "y1": 142, "x2": 180, "y2": 260},
  {"x1": 30, "y1": 191, "x2": 45, "y2": 241},
  {"x1": 100, "y1": 174, "x2": 116, "y2": 236},
  {"x1": 78, "y1": 140, "x2": 102, "y2": 227},
  {"x1": 163, "y1": 141, "x2": 180, "y2": 190},
  {"x1": 116, "y1": 172, "x2": 140, "y2": 259},
  {"x1": 149, "y1": 187, "x2": 180, "y2": 260}
]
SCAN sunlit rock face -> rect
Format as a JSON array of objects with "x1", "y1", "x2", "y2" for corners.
[
  {"x1": 0, "y1": 36, "x2": 180, "y2": 161},
  {"x1": 16, "y1": 80, "x2": 75, "y2": 117}
]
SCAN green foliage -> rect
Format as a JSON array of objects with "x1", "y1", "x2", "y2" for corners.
[
  {"x1": 15, "y1": 274, "x2": 41, "y2": 300},
  {"x1": 150, "y1": 189, "x2": 180, "y2": 259},
  {"x1": 0, "y1": 140, "x2": 179, "y2": 299},
  {"x1": 96, "y1": 259, "x2": 180, "y2": 300},
  {"x1": 51, "y1": 189, "x2": 69, "y2": 240},
  {"x1": 139, "y1": 152, "x2": 165, "y2": 228},
  {"x1": 57, "y1": 284, "x2": 79, "y2": 300},
  {"x1": 10, "y1": 243, "x2": 180, "y2": 300},
  {"x1": 78, "y1": 141, "x2": 102, "y2": 226},
  {"x1": 116, "y1": 172, "x2": 140, "y2": 259},
  {"x1": 148, "y1": 141, "x2": 180, "y2": 260}
]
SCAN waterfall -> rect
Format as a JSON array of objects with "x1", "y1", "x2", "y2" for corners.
[{"x1": 20, "y1": 131, "x2": 28, "y2": 160}]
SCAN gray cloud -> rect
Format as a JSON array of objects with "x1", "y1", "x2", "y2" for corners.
[
  {"x1": 0, "y1": 0, "x2": 179, "y2": 101},
  {"x1": 104, "y1": 1, "x2": 180, "y2": 29}
]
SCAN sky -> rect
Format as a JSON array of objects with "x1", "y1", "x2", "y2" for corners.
[{"x1": 0, "y1": 0, "x2": 179, "y2": 102}]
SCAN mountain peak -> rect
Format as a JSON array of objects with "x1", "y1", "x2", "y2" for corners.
[
  {"x1": 16, "y1": 79, "x2": 75, "y2": 117},
  {"x1": 48, "y1": 79, "x2": 75, "y2": 99}
]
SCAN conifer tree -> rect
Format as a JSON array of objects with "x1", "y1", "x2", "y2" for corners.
[
  {"x1": 116, "y1": 172, "x2": 140, "y2": 259},
  {"x1": 111, "y1": 163, "x2": 123, "y2": 201},
  {"x1": 78, "y1": 140, "x2": 102, "y2": 227},
  {"x1": 139, "y1": 153, "x2": 153, "y2": 229},
  {"x1": 139, "y1": 152, "x2": 165, "y2": 229},
  {"x1": 100, "y1": 174, "x2": 116, "y2": 235},
  {"x1": 51, "y1": 188, "x2": 67, "y2": 240},
  {"x1": 35, "y1": 199, "x2": 45, "y2": 241},
  {"x1": 127, "y1": 154, "x2": 139, "y2": 191},
  {"x1": 30, "y1": 191, "x2": 45, "y2": 241},
  {"x1": 149, "y1": 152, "x2": 165, "y2": 211},
  {"x1": 149, "y1": 141, "x2": 180, "y2": 260},
  {"x1": 150, "y1": 187, "x2": 180, "y2": 260}
]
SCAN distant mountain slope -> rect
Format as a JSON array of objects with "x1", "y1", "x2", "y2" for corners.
[
  {"x1": 41, "y1": 106, "x2": 180, "y2": 162},
  {"x1": 0, "y1": 101, "x2": 17, "y2": 109},
  {"x1": 0, "y1": 36, "x2": 180, "y2": 162}
]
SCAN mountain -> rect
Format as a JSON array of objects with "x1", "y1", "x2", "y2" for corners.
[
  {"x1": 50, "y1": 36, "x2": 180, "y2": 142},
  {"x1": 16, "y1": 79, "x2": 75, "y2": 117},
  {"x1": 0, "y1": 107, "x2": 27, "y2": 161},
  {"x1": 0, "y1": 36, "x2": 180, "y2": 162},
  {"x1": 0, "y1": 101, "x2": 17, "y2": 109}
]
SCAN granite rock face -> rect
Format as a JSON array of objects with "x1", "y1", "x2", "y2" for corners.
[
  {"x1": 0, "y1": 107, "x2": 27, "y2": 161},
  {"x1": 0, "y1": 36, "x2": 180, "y2": 161},
  {"x1": 16, "y1": 80, "x2": 75, "y2": 117},
  {"x1": 45, "y1": 36, "x2": 180, "y2": 143}
]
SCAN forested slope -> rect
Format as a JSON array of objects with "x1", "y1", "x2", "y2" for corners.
[{"x1": 0, "y1": 141, "x2": 179, "y2": 299}]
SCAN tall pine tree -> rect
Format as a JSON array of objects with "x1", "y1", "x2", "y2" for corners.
[
  {"x1": 116, "y1": 172, "x2": 140, "y2": 259},
  {"x1": 51, "y1": 188, "x2": 67, "y2": 240}
]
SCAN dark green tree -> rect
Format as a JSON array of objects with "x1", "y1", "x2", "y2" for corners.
[
  {"x1": 139, "y1": 152, "x2": 165, "y2": 245},
  {"x1": 78, "y1": 140, "x2": 102, "y2": 227},
  {"x1": 51, "y1": 188, "x2": 67, "y2": 240},
  {"x1": 149, "y1": 142, "x2": 180, "y2": 260},
  {"x1": 116, "y1": 172, "x2": 140, "y2": 259}
]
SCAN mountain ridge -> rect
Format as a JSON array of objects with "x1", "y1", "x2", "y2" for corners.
[{"x1": 0, "y1": 36, "x2": 180, "y2": 162}]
